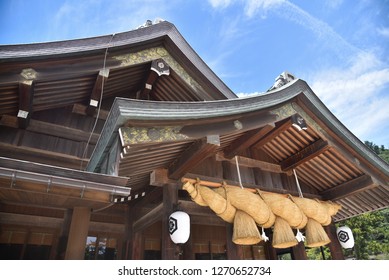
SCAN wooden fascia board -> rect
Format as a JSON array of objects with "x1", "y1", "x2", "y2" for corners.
[{"x1": 320, "y1": 174, "x2": 375, "y2": 201}]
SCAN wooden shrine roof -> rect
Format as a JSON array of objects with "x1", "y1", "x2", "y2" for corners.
[
  {"x1": 0, "y1": 21, "x2": 387, "y2": 221},
  {"x1": 88, "y1": 79, "x2": 389, "y2": 222}
]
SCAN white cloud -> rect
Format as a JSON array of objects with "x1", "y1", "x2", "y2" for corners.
[
  {"x1": 243, "y1": 0, "x2": 285, "y2": 17},
  {"x1": 208, "y1": 0, "x2": 234, "y2": 9},
  {"x1": 377, "y1": 27, "x2": 389, "y2": 38},
  {"x1": 310, "y1": 52, "x2": 389, "y2": 143},
  {"x1": 49, "y1": 0, "x2": 174, "y2": 41},
  {"x1": 324, "y1": 0, "x2": 344, "y2": 9}
]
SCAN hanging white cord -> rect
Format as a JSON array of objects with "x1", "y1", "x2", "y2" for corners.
[
  {"x1": 235, "y1": 156, "x2": 244, "y2": 189},
  {"x1": 293, "y1": 168, "x2": 306, "y2": 242},
  {"x1": 80, "y1": 34, "x2": 115, "y2": 170},
  {"x1": 293, "y1": 168, "x2": 304, "y2": 198}
]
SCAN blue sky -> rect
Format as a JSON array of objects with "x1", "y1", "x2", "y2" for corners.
[{"x1": 1, "y1": 0, "x2": 389, "y2": 147}]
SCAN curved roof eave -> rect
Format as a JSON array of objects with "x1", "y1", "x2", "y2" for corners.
[
  {"x1": 0, "y1": 21, "x2": 237, "y2": 100},
  {"x1": 87, "y1": 78, "x2": 389, "y2": 183}
]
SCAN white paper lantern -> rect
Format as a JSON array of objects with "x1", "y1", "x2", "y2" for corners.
[
  {"x1": 169, "y1": 211, "x2": 190, "y2": 244},
  {"x1": 336, "y1": 226, "x2": 354, "y2": 249}
]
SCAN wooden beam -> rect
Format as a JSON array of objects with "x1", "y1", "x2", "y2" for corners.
[
  {"x1": 181, "y1": 173, "x2": 321, "y2": 199},
  {"x1": 280, "y1": 139, "x2": 329, "y2": 171},
  {"x1": 223, "y1": 125, "x2": 274, "y2": 158},
  {"x1": 216, "y1": 153, "x2": 284, "y2": 173},
  {"x1": 72, "y1": 103, "x2": 108, "y2": 120},
  {"x1": 168, "y1": 135, "x2": 220, "y2": 180},
  {"x1": 178, "y1": 200, "x2": 216, "y2": 216},
  {"x1": 254, "y1": 117, "x2": 293, "y2": 148},
  {"x1": 0, "y1": 156, "x2": 128, "y2": 187},
  {"x1": 0, "y1": 143, "x2": 88, "y2": 170},
  {"x1": 18, "y1": 80, "x2": 34, "y2": 129},
  {"x1": 120, "y1": 113, "x2": 277, "y2": 146},
  {"x1": 324, "y1": 222, "x2": 345, "y2": 260},
  {"x1": 161, "y1": 183, "x2": 179, "y2": 260},
  {"x1": 225, "y1": 223, "x2": 243, "y2": 259},
  {"x1": 150, "y1": 168, "x2": 176, "y2": 187},
  {"x1": 0, "y1": 115, "x2": 100, "y2": 144},
  {"x1": 140, "y1": 58, "x2": 170, "y2": 100},
  {"x1": 133, "y1": 203, "x2": 163, "y2": 232},
  {"x1": 86, "y1": 69, "x2": 109, "y2": 116},
  {"x1": 320, "y1": 174, "x2": 375, "y2": 201}
]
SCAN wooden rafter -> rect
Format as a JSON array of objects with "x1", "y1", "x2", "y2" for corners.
[
  {"x1": 86, "y1": 69, "x2": 110, "y2": 116},
  {"x1": 18, "y1": 80, "x2": 34, "y2": 128},
  {"x1": 72, "y1": 103, "x2": 108, "y2": 120},
  {"x1": 254, "y1": 116, "x2": 293, "y2": 148},
  {"x1": 168, "y1": 135, "x2": 220, "y2": 180},
  {"x1": 280, "y1": 139, "x2": 329, "y2": 171},
  {"x1": 320, "y1": 174, "x2": 375, "y2": 200},
  {"x1": 223, "y1": 125, "x2": 274, "y2": 158},
  {"x1": 254, "y1": 114, "x2": 309, "y2": 149},
  {"x1": 139, "y1": 58, "x2": 170, "y2": 100}
]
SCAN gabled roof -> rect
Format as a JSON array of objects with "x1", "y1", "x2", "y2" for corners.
[
  {"x1": 0, "y1": 20, "x2": 237, "y2": 102},
  {"x1": 0, "y1": 21, "x2": 237, "y2": 171},
  {"x1": 89, "y1": 79, "x2": 389, "y2": 221}
]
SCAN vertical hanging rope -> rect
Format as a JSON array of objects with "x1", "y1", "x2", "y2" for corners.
[
  {"x1": 292, "y1": 168, "x2": 306, "y2": 242},
  {"x1": 293, "y1": 169, "x2": 304, "y2": 198},
  {"x1": 235, "y1": 156, "x2": 244, "y2": 189},
  {"x1": 80, "y1": 33, "x2": 115, "y2": 171}
]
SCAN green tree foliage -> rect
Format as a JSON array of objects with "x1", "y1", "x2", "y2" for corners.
[{"x1": 338, "y1": 208, "x2": 389, "y2": 259}]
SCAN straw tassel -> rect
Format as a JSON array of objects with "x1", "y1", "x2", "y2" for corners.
[
  {"x1": 272, "y1": 216, "x2": 298, "y2": 249},
  {"x1": 305, "y1": 218, "x2": 331, "y2": 248},
  {"x1": 232, "y1": 210, "x2": 262, "y2": 245}
]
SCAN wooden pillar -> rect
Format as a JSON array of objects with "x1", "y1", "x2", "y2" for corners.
[
  {"x1": 131, "y1": 231, "x2": 144, "y2": 259},
  {"x1": 324, "y1": 222, "x2": 345, "y2": 260},
  {"x1": 263, "y1": 229, "x2": 277, "y2": 260},
  {"x1": 124, "y1": 204, "x2": 132, "y2": 259},
  {"x1": 55, "y1": 209, "x2": 72, "y2": 259},
  {"x1": 183, "y1": 233, "x2": 194, "y2": 260},
  {"x1": 20, "y1": 229, "x2": 30, "y2": 260},
  {"x1": 64, "y1": 207, "x2": 91, "y2": 260},
  {"x1": 161, "y1": 183, "x2": 179, "y2": 260},
  {"x1": 291, "y1": 241, "x2": 307, "y2": 259},
  {"x1": 225, "y1": 223, "x2": 243, "y2": 259},
  {"x1": 125, "y1": 204, "x2": 145, "y2": 260}
]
